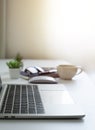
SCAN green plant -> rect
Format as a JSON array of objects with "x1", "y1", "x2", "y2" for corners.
[
  {"x1": 6, "y1": 53, "x2": 23, "y2": 69},
  {"x1": 15, "y1": 53, "x2": 23, "y2": 62},
  {"x1": 6, "y1": 60, "x2": 22, "y2": 68}
]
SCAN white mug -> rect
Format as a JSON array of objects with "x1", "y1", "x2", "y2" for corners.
[{"x1": 57, "y1": 65, "x2": 83, "y2": 80}]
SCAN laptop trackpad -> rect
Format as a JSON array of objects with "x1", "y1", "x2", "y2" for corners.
[
  {"x1": 40, "y1": 91, "x2": 85, "y2": 117},
  {"x1": 40, "y1": 91, "x2": 74, "y2": 105}
]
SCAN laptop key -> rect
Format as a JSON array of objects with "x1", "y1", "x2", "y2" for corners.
[
  {"x1": 0, "y1": 84, "x2": 45, "y2": 115},
  {"x1": 33, "y1": 85, "x2": 45, "y2": 114}
]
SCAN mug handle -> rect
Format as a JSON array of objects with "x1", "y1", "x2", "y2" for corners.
[{"x1": 76, "y1": 66, "x2": 83, "y2": 75}]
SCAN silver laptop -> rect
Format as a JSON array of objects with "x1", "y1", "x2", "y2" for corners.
[{"x1": 0, "y1": 79, "x2": 85, "y2": 119}]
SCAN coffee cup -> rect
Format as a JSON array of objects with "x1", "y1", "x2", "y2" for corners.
[{"x1": 57, "y1": 65, "x2": 83, "y2": 80}]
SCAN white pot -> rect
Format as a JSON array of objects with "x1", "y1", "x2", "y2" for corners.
[{"x1": 9, "y1": 68, "x2": 20, "y2": 79}]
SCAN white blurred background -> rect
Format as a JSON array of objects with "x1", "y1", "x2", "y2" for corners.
[{"x1": 0, "y1": 0, "x2": 95, "y2": 71}]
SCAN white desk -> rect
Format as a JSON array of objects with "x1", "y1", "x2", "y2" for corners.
[{"x1": 0, "y1": 59, "x2": 95, "y2": 130}]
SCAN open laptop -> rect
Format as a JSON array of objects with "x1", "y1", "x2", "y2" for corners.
[{"x1": 0, "y1": 78, "x2": 85, "y2": 119}]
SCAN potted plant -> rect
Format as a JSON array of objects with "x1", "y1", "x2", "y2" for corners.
[
  {"x1": 6, "y1": 54, "x2": 23, "y2": 79},
  {"x1": 14, "y1": 53, "x2": 23, "y2": 68}
]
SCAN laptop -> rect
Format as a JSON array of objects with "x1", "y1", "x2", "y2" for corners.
[{"x1": 0, "y1": 78, "x2": 85, "y2": 119}]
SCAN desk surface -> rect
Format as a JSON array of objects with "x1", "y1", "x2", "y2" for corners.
[{"x1": 0, "y1": 59, "x2": 95, "y2": 130}]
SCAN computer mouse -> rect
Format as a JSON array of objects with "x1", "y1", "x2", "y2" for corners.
[{"x1": 28, "y1": 76, "x2": 57, "y2": 84}]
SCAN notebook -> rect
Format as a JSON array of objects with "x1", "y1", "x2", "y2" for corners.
[{"x1": 0, "y1": 80, "x2": 85, "y2": 119}]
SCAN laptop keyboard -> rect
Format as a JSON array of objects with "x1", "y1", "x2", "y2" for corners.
[{"x1": 0, "y1": 84, "x2": 44, "y2": 114}]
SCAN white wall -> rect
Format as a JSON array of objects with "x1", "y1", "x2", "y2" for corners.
[
  {"x1": 0, "y1": 0, "x2": 6, "y2": 58},
  {"x1": 6, "y1": 0, "x2": 95, "y2": 70},
  {"x1": 0, "y1": 0, "x2": 3, "y2": 55},
  {"x1": 6, "y1": 0, "x2": 63, "y2": 59}
]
